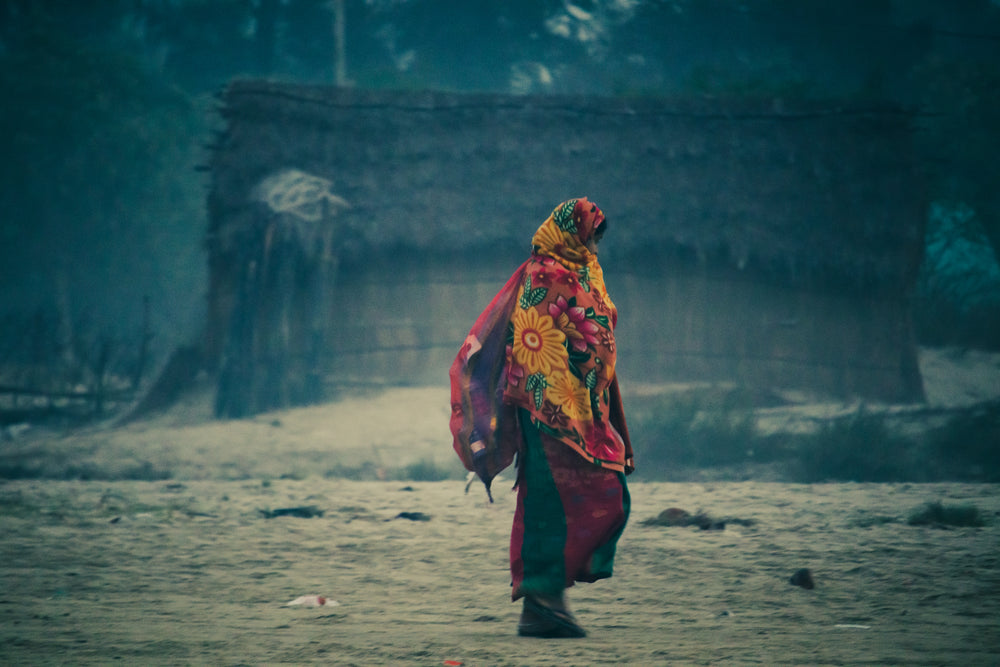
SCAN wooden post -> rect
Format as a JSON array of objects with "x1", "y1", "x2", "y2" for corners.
[
  {"x1": 252, "y1": 219, "x2": 290, "y2": 413},
  {"x1": 214, "y1": 228, "x2": 264, "y2": 418},
  {"x1": 332, "y1": 0, "x2": 347, "y2": 86},
  {"x1": 306, "y1": 197, "x2": 339, "y2": 401}
]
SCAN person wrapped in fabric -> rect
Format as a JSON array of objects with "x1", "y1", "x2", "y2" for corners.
[{"x1": 450, "y1": 197, "x2": 634, "y2": 638}]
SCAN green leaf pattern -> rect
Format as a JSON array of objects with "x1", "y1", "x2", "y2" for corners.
[
  {"x1": 518, "y1": 274, "x2": 548, "y2": 309},
  {"x1": 525, "y1": 372, "x2": 548, "y2": 409},
  {"x1": 553, "y1": 199, "x2": 578, "y2": 233},
  {"x1": 584, "y1": 306, "x2": 610, "y2": 329}
]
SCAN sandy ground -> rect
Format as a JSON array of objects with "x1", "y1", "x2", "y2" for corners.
[
  {"x1": 1, "y1": 480, "x2": 998, "y2": 665},
  {"x1": 1, "y1": 346, "x2": 998, "y2": 665},
  {"x1": 4, "y1": 347, "x2": 999, "y2": 483}
]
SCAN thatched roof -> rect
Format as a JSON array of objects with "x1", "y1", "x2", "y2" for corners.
[{"x1": 209, "y1": 81, "x2": 925, "y2": 293}]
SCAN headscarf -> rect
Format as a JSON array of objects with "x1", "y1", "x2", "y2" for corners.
[
  {"x1": 503, "y1": 198, "x2": 629, "y2": 468},
  {"x1": 449, "y1": 198, "x2": 633, "y2": 500}
]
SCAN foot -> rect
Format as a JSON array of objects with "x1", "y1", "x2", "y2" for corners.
[{"x1": 517, "y1": 595, "x2": 586, "y2": 638}]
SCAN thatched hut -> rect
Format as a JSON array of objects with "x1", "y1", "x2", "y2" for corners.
[{"x1": 203, "y1": 81, "x2": 926, "y2": 417}]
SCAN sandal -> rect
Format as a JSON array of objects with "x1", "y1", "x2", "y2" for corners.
[{"x1": 517, "y1": 596, "x2": 587, "y2": 638}]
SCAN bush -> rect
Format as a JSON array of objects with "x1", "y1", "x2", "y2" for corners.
[
  {"x1": 913, "y1": 202, "x2": 1000, "y2": 351},
  {"x1": 793, "y1": 408, "x2": 915, "y2": 482},
  {"x1": 399, "y1": 458, "x2": 457, "y2": 482},
  {"x1": 628, "y1": 390, "x2": 998, "y2": 483},
  {"x1": 630, "y1": 388, "x2": 757, "y2": 477},
  {"x1": 925, "y1": 401, "x2": 1000, "y2": 481}
]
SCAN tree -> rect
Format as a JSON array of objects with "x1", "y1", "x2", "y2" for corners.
[
  {"x1": 916, "y1": 57, "x2": 1000, "y2": 267},
  {"x1": 0, "y1": 10, "x2": 208, "y2": 358}
]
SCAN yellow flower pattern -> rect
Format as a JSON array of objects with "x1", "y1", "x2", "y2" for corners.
[
  {"x1": 546, "y1": 370, "x2": 592, "y2": 421},
  {"x1": 511, "y1": 306, "x2": 566, "y2": 376}
]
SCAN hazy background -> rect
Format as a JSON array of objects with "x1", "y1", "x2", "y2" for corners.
[{"x1": 1, "y1": 0, "x2": 999, "y2": 390}]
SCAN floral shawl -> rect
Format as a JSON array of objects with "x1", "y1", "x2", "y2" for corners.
[{"x1": 450, "y1": 198, "x2": 634, "y2": 499}]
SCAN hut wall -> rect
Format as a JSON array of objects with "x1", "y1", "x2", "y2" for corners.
[
  {"x1": 322, "y1": 257, "x2": 924, "y2": 402},
  {"x1": 326, "y1": 256, "x2": 518, "y2": 388},
  {"x1": 206, "y1": 84, "x2": 928, "y2": 409},
  {"x1": 611, "y1": 265, "x2": 923, "y2": 402}
]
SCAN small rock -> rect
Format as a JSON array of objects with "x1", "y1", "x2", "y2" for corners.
[
  {"x1": 789, "y1": 568, "x2": 815, "y2": 589},
  {"x1": 641, "y1": 507, "x2": 692, "y2": 526},
  {"x1": 259, "y1": 506, "x2": 324, "y2": 519},
  {"x1": 642, "y1": 507, "x2": 731, "y2": 530}
]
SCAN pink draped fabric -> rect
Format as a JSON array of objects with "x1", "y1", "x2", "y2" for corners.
[{"x1": 448, "y1": 261, "x2": 529, "y2": 500}]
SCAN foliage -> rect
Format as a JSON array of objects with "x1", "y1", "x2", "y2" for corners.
[
  {"x1": 322, "y1": 458, "x2": 463, "y2": 482},
  {"x1": 0, "y1": 305, "x2": 151, "y2": 424},
  {"x1": 792, "y1": 408, "x2": 915, "y2": 483},
  {"x1": 913, "y1": 53, "x2": 1000, "y2": 350},
  {"x1": 915, "y1": 55, "x2": 1000, "y2": 273},
  {"x1": 0, "y1": 457, "x2": 172, "y2": 481},
  {"x1": 399, "y1": 457, "x2": 460, "y2": 482},
  {"x1": 782, "y1": 405, "x2": 998, "y2": 483},
  {"x1": 629, "y1": 388, "x2": 759, "y2": 478},
  {"x1": 925, "y1": 401, "x2": 1000, "y2": 482},
  {"x1": 915, "y1": 202, "x2": 1000, "y2": 350},
  {"x1": 628, "y1": 393, "x2": 1000, "y2": 483},
  {"x1": 0, "y1": 14, "x2": 209, "y2": 354}
]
